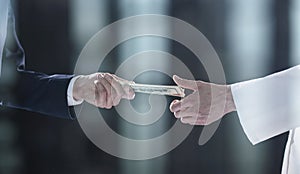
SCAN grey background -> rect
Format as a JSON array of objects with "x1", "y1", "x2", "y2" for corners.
[{"x1": 0, "y1": 0, "x2": 296, "y2": 173}]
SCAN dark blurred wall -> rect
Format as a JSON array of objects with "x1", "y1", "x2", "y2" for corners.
[{"x1": 17, "y1": 0, "x2": 71, "y2": 74}]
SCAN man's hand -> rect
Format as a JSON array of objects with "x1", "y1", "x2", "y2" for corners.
[
  {"x1": 169, "y1": 75, "x2": 236, "y2": 125},
  {"x1": 73, "y1": 73, "x2": 135, "y2": 109}
]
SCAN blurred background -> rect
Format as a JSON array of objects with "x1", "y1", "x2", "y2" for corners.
[{"x1": 0, "y1": 0, "x2": 299, "y2": 173}]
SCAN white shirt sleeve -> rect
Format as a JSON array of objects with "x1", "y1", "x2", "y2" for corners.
[
  {"x1": 231, "y1": 65, "x2": 300, "y2": 145},
  {"x1": 67, "y1": 76, "x2": 84, "y2": 106}
]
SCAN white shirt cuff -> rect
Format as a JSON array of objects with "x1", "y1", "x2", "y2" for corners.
[
  {"x1": 67, "y1": 76, "x2": 84, "y2": 106},
  {"x1": 231, "y1": 66, "x2": 300, "y2": 145}
]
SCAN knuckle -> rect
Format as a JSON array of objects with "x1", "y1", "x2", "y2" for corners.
[
  {"x1": 106, "y1": 105, "x2": 112, "y2": 109},
  {"x1": 98, "y1": 78, "x2": 105, "y2": 84},
  {"x1": 98, "y1": 73, "x2": 104, "y2": 79},
  {"x1": 94, "y1": 100, "x2": 100, "y2": 107},
  {"x1": 94, "y1": 80, "x2": 100, "y2": 86},
  {"x1": 174, "y1": 112, "x2": 181, "y2": 118},
  {"x1": 96, "y1": 101, "x2": 104, "y2": 108},
  {"x1": 105, "y1": 74, "x2": 113, "y2": 81}
]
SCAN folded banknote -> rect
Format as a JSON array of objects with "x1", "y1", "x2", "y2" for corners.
[{"x1": 129, "y1": 83, "x2": 185, "y2": 97}]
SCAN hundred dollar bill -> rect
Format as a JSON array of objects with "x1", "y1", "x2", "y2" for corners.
[{"x1": 128, "y1": 83, "x2": 185, "y2": 97}]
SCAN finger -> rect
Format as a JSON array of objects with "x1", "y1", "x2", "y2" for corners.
[
  {"x1": 181, "y1": 116, "x2": 208, "y2": 125},
  {"x1": 170, "y1": 96, "x2": 194, "y2": 112},
  {"x1": 169, "y1": 100, "x2": 179, "y2": 112},
  {"x1": 106, "y1": 74, "x2": 125, "y2": 96},
  {"x1": 173, "y1": 75, "x2": 198, "y2": 90},
  {"x1": 181, "y1": 117, "x2": 197, "y2": 124},
  {"x1": 94, "y1": 80, "x2": 106, "y2": 108},
  {"x1": 170, "y1": 100, "x2": 184, "y2": 112},
  {"x1": 109, "y1": 83, "x2": 119, "y2": 107},
  {"x1": 111, "y1": 74, "x2": 135, "y2": 85},
  {"x1": 110, "y1": 75, "x2": 135, "y2": 100},
  {"x1": 98, "y1": 77, "x2": 113, "y2": 109},
  {"x1": 104, "y1": 74, "x2": 123, "y2": 106},
  {"x1": 174, "y1": 107, "x2": 200, "y2": 118}
]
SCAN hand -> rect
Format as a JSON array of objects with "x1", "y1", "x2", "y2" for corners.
[
  {"x1": 169, "y1": 75, "x2": 236, "y2": 125},
  {"x1": 73, "y1": 73, "x2": 135, "y2": 109}
]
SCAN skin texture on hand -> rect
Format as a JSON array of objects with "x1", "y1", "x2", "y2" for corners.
[
  {"x1": 73, "y1": 73, "x2": 135, "y2": 109},
  {"x1": 169, "y1": 75, "x2": 236, "y2": 125}
]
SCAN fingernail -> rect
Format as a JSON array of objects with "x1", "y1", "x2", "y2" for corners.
[{"x1": 173, "y1": 75, "x2": 180, "y2": 79}]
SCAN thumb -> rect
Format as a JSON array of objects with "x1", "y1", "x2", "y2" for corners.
[
  {"x1": 122, "y1": 84, "x2": 135, "y2": 100},
  {"x1": 173, "y1": 75, "x2": 198, "y2": 90}
]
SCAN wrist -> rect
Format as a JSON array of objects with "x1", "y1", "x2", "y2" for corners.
[
  {"x1": 73, "y1": 75, "x2": 85, "y2": 101},
  {"x1": 224, "y1": 85, "x2": 236, "y2": 114}
]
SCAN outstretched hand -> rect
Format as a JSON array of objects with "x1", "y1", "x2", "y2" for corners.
[{"x1": 169, "y1": 75, "x2": 236, "y2": 125}]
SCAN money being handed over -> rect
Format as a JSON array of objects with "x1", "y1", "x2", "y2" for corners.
[{"x1": 128, "y1": 83, "x2": 185, "y2": 97}]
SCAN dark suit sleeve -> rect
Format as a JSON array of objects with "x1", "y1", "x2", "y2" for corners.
[{"x1": 0, "y1": 4, "x2": 76, "y2": 119}]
